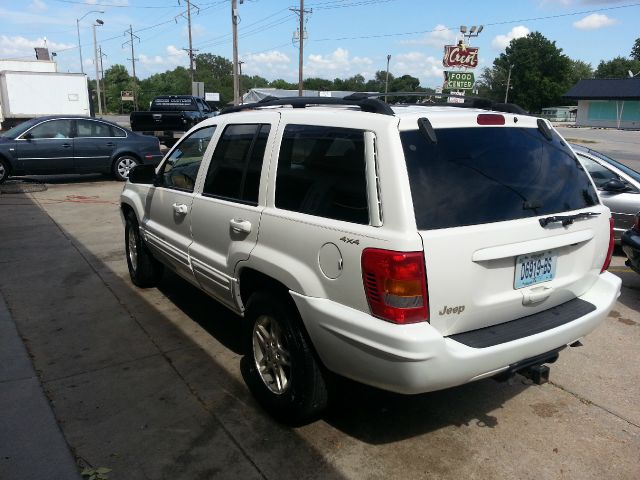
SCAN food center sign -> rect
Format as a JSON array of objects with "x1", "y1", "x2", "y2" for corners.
[
  {"x1": 442, "y1": 44, "x2": 479, "y2": 69},
  {"x1": 444, "y1": 71, "x2": 475, "y2": 90}
]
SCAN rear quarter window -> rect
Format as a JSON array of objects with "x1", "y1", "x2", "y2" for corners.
[{"x1": 401, "y1": 127, "x2": 599, "y2": 230}]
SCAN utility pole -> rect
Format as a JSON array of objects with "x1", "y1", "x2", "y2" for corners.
[
  {"x1": 99, "y1": 46, "x2": 107, "y2": 113},
  {"x1": 124, "y1": 25, "x2": 140, "y2": 111},
  {"x1": 176, "y1": 1, "x2": 200, "y2": 85},
  {"x1": 232, "y1": 0, "x2": 241, "y2": 105},
  {"x1": 384, "y1": 54, "x2": 391, "y2": 102},
  {"x1": 238, "y1": 60, "x2": 244, "y2": 103},
  {"x1": 92, "y1": 19, "x2": 104, "y2": 115},
  {"x1": 504, "y1": 64, "x2": 513, "y2": 103},
  {"x1": 291, "y1": 1, "x2": 312, "y2": 96}
]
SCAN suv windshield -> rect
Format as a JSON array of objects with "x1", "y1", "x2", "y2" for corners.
[{"x1": 401, "y1": 127, "x2": 599, "y2": 230}]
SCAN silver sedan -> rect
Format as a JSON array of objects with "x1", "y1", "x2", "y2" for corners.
[{"x1": 572, "y1": 143, "x2": 640, "y2": 241}]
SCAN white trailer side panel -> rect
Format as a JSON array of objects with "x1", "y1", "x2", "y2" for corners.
[{"x1": 0, "y1": 72, "x2": 90, "y2": 121}]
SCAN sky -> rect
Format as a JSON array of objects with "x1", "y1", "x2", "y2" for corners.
[{"x1": 1, "y1": 0, "x2": 639, "y2": 89}]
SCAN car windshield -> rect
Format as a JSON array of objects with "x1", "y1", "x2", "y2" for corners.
[
  {"x1": 401, "y1": 127, "x2": 599, "y2": 230},
  {"x1": 1, "y1": 118, "x2": 41, "y2": 139}
]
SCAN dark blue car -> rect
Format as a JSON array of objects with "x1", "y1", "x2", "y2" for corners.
[{"x1": 0, "y1": 116, "x2": 163, "y2": 183}]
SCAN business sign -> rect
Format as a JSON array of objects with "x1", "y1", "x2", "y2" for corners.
[
  {"x1": 121, "y1": 90, "x2": 134, "y2": 101},
  {"x1": 442, "y1": 44, "x2": 479, "y2": 69},
  {"x1": 444, "y1": 71, "x2": 475, "y2": 90},
  {"x1": 205, "y1": 92, "x2": 220, "y2": 102}
]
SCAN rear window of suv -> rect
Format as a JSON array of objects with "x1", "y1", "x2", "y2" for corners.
[{"x1": 401, "y1": 127, "x2": 599, "y2": 230}]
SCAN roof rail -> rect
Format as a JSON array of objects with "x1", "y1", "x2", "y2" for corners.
[
  {"x1": 218, "y1": 92, "x2": 528, "y2": 117},
  {"x1": 219, "y1": 95, "x2": 394, "y2": 116},
  {"x1": 345, "y1": 92, "x2": 529, "y2": 115}
]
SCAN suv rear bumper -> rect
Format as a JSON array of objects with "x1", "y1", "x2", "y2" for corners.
[{"x1": 291, "y1": 272, "x2": 621, "y2": 394}]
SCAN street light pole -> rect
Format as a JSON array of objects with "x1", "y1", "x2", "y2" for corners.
[
  {"x1": 384, "y1": 54, "x2": 391, "y2": 102},
  {"x1": 504, "y1": 64, "x2": 514, "y2": 103},
  {"x1": 92, "y1": 19, "x2": 104, "y2": 116},
  {"x1": 76, "y1": 10, "x2": 104, "y2": 74}
]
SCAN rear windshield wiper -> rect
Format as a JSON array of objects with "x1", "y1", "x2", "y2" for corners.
[{"x1": 539, "y1": 212, "x2": 600, "y2": 228}]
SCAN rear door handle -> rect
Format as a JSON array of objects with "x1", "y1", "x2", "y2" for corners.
[
  {"x1": 62, "y1": 143, "x2": 72, "y2": 148},
  {"x1": 172, "y1": 203, "x2": 189, "y2": 215},
  {"x1": 230, "y1": 218, "x2": 252, "y2": 234},
  {"x1": 106, "y1": 142, "x2": 115, "y2": 147}
]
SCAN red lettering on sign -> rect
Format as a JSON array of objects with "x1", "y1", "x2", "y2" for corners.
[{"x1": 442, "y1": 45, "x2": 479, "y2": 69}]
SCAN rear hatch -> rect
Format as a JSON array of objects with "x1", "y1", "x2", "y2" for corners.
[{"x1": 400, "y1": 113, "x2": 610, "y2": 336}]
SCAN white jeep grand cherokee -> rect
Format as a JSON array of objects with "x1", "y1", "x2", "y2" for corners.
[{"x1": 121, "y1": 94, "x2": 621, "y2": 424}]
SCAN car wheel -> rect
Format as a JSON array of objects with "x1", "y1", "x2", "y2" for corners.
[
  {"x1": 241, "y1": 291, "x2": 328, "y2": 425},
  {"x1": 124, "y1": 211, "x2": 164, "y2": 288},
  {"x1": 0, "y1": 158, "x2": 9, "y2": 184},
  {"x1": 113, "y1": 155, "x2": 140, "y2": 181}
]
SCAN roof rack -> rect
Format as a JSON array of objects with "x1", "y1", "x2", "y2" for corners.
[
  {"x1": 218, "y1": 92, "x2": 528, "y2": 116},
  {"x1": 219, "y1": 95, "x2": 394, "y2": 116},
  {"x1": 345, "y1": 92, "x2": 529, "y2": 115}
]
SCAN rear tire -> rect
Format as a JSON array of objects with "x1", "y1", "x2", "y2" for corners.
[
  {"x1": 241, "y1": 291, "x2": 328, "y2": 425},
  {"x1": 0, "y1": 158, "x2": 9, "y2": 184},
  {"x1": 125, "y1": 211, "x2": 164, "y2": 287},
  {"x1": 113, "y1": 155, "x2": 140, "y2": 181}
]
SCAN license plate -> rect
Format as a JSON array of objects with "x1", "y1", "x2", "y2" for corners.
[{"x1": 514, "y1": 250, "x2": 557, "y2": 289}]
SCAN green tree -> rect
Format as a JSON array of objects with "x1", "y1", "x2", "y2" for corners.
[
  {"x1": 103, "y1": 64, "x2": 134, "y2": 114},
  {"x1": 194, "y1": 53, "x2": 234, "y2": 104},
  {"x1": 594, "y1": 56, "x2": 640, "y2": 78},
  {"x1": 305, "y1": 77, "x2": 334, "y2": 91},
  {"x1": 269, "y1": 78, "x2": 297, "y2": 90},
  {"x1": 490, "y1": 32, "x2": 573, "y2": 112},
  {"x1": 568, "y1": 59, "x2": 593, "y2": 84},
  {"x1": 631, "y1": 38, "x2": 640, "y2": 61},
  {"x1": 138, "y1": 67, "x2": 191, "y2": 109},
  {"x1": 365, "y1": 70, "x2": 394, "y2": 92}
]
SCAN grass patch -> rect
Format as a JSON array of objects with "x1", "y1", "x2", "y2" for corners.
[{"x1": 565, "y1": 138, "x2": 598, "y2": 144}]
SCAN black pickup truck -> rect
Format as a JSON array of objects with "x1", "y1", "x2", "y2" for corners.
[{"x1": 129, "y1": 95, "x2": 217, "y2": 145}]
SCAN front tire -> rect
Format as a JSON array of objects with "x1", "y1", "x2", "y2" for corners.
[
  {"x1": 0, "y1": 158, "x2": 9, "y2": 184},
  {"x1": 125, "y1": 211, "x2": 163, "y2": 287},
  {"x1": 113, "y1": 155, "x2": 140, "y2": 181},
  {"x1": 241, "y1": 291, "x2": 328, "y2": 425}
]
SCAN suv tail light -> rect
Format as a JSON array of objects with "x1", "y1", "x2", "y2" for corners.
[
  {"x1": 601, "y1": 218, "x2": 615, "y2": 273},
  {"x1": 361, "y1": 249, "x2": 428, "y2": 324}
]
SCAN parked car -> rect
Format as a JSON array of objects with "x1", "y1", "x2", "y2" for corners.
[
  {"x1": 121, "y1": 95, "x2": 620, "y2": 424},
  {"x1": 129, "y1": 95, "x2": 217, "y2": 147},
  {"x1": 0, "y1": 116, "x2": 162, "y2": 183},
  {"x1": 621, "y1": 211, "x2": 640, "y2": 274},
  {"x1": 571, "y1": 143, "x2": 640, "y2": 241}
]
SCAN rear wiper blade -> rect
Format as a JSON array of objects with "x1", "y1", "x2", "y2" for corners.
[{"x1": 539, "y1": 212, "x2": 600, "y2": 228}]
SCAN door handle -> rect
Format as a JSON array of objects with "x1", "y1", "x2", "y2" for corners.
[
  {"x1": 230, "y1": 218, "x2": 252, "y2": 234},
  {"x1": 106, "y1": 142, "x2": 116, "y2": 147},
  {"x1": 62, "y1": 143, "x2": 72, "y2": 148},
  {"x1": 172, "y1": 203, "x2": 189, "y2": 215}
]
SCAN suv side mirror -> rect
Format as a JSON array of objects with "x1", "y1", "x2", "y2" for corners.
[
  {"x1": 128, "y1": 164, "x2": 157, "y2": 184},
  {"x1": 601, "y1": 178, "x2": 628, "y2": 193}
]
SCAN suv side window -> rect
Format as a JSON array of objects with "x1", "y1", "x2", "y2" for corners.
[
  {"x1": 159, "y1": 126, "x2": 216, "y2": 192},
  {"x1": 275, "y1": 124, "x2": 369, "y2": 225},
  {"x1": 202, "y1": 124, "x2": 270, "y2": 204}
]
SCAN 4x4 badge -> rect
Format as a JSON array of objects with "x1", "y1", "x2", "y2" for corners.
[{"x1": 339, "y1": 236, "x2": 360, "y2": 245}]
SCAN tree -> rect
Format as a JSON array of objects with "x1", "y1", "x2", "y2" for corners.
[
  {"x1": 594, "y1": 56, "x2": 640, "y2": 78},
  {"x1": 490, "y1": 32, "x2": 573, "y2": 112},
  {"x1": 631, "y1": 38, "x2": 640, "y2": 61},
  {"x1": 138, "y1": 67, "x2": 191, "y2": 109},
  {"x1": 103, "y1": 64, "x2": 134, "y2": 113},
  {"x1": 194, "y1": 54, "x2": 234, "y2": 104},
  {"x1": 568, "y1": 59, "x2": 593, "y2": 84}
]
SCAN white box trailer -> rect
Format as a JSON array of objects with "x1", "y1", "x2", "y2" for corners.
[{"x1": 0, "y1": 71, "x2": 90, "y2": 129}]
